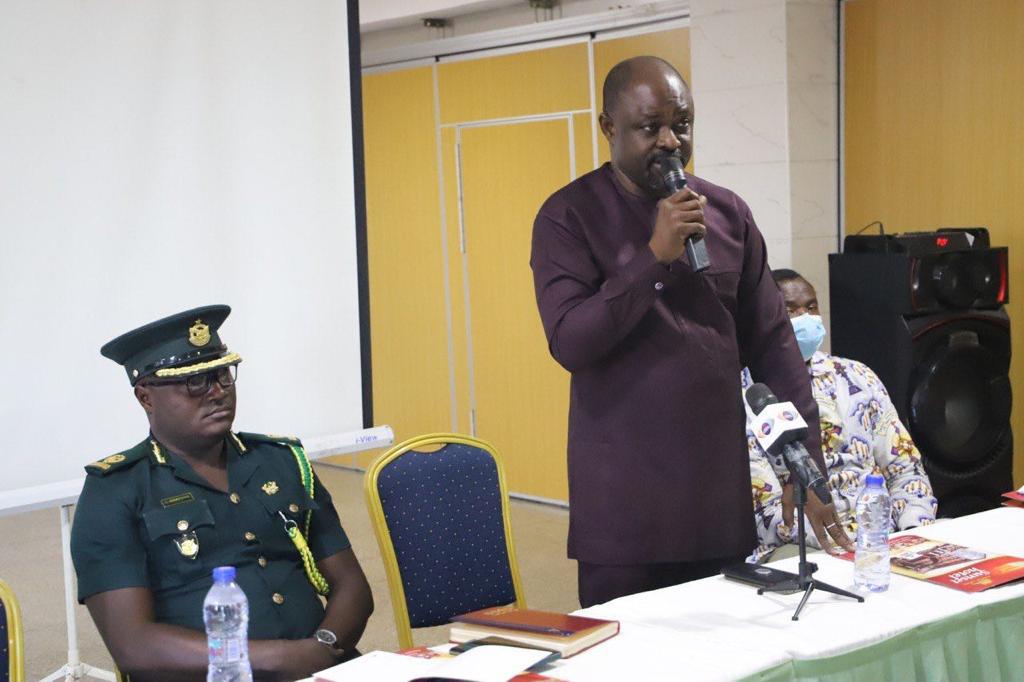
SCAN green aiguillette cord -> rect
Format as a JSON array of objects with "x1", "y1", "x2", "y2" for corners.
[{"x1": 279, "y1": 443, "x2": 330, "y2": 596}]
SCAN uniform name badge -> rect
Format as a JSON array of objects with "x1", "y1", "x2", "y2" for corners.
[{"x1": 174, "y1": 531, "x2": 199, "y2": 560}]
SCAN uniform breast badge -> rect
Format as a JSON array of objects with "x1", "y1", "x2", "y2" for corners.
[
  {"x1": 188, "y1": 319, "x2": 211, "y2": 347},
  {"x1": 261, "y1": 481, "x2": 280, "y2": 495},
  {"x1": 174, "y1": 531, "x2": 200, "y2": 560}
]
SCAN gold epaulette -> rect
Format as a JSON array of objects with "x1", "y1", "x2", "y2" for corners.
[
  {"x1": 236, "y1": 432, "x2": 302, "y2": 448},
  {"x1": 85, "y1": 440, "x2": 150, "y2": 476}
]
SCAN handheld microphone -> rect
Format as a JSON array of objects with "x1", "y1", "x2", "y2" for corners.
[
  {"x1": 661, "y1": 156, "x2": 711, "y2": 273},
  {"x1": 745, "y1": 383, "x2": 831, "y2": 505}
]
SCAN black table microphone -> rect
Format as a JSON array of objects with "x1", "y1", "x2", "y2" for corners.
[{"x1": 745, "y1": 383, "x2": 831, "y2": 505}]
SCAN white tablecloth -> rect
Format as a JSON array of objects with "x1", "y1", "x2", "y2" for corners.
[
  {"x1": 558, "y1": 507, "x2": 1024, "y2": 681},
  {"x1": 311, "y1": 507, "x2": 1024, "y2": 681}
]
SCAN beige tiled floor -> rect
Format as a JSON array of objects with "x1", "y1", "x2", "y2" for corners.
[{"x1": 0, "y1": 465, "x2": 578, "y2": 680}]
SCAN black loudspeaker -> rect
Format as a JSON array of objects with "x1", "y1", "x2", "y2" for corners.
[{"x1": 829, "y1": 228, "x2": 1012, "y2": 517}]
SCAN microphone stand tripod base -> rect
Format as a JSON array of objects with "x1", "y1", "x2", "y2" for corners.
[{"x1": 756, "y1": 483, "x2": 864, "y2": 620}]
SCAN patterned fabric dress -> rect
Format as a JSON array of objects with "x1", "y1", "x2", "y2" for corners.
[{"x1": 743, "y1": 352, "x2": 937, "y2": 563}]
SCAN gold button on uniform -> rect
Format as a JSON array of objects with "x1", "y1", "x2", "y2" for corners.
[
  {"x1": 176, "y1": 520, "x2": 189, "y2": 531},
  {"x1": 288, "y1": 503, "x2": 299, "y2": 514},
  {"x1": 272, "y1": 593, "x2": 284, "y2": 604},
  {"x1": 244, "y1": 531, "x2": 256, "y2": 542},
  {"x1": 258, "y1": 556, "x2": 267, "y2": 568},
  {"x1": 229, "y1": 493, "x2": 240, "y2": 504}
]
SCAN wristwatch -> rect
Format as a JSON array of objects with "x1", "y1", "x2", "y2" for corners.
[{"x1": 315, "y1": 628, "x2": 339, "y2": 649}]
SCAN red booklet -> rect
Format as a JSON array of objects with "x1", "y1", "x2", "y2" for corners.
[
  {"x1": 840, "y1": 534, "x2": 1024, "y2": 592},
  {"x1": 1002, "y1": 489, "x2": 1024, "y2": 508}
]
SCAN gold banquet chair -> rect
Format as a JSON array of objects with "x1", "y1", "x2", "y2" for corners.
[
  {"x1": 0, "y1": 579, "x2": 24, "y2": 682},
  {"x1": 364, "y1": 433, "x2": 526, "y2": 649}
]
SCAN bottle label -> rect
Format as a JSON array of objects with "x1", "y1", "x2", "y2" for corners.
[{"x1": 208, "y1": 637, "x2": 245, "y2": 663}]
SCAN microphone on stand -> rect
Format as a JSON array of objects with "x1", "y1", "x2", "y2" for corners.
[
  {"x1": 661, "y1": 156, "x2": 711, "y2": 273},
  {"x1": 737, "y1": 381, "x2": 865, "y2": 619},
  {"x1": 745, "y1": 383, "x2": 830, "y2": 505}
]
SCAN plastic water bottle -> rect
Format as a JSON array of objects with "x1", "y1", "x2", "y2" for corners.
[
  {"x1": 854, "y1": 474, "x2": 892, "y2": 592},
  {"x1": 204, "y1": 566, "x2": 252, "y2": 681}
]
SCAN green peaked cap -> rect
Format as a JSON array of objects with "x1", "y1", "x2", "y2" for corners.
[{"x1": 100, "y1": 304, "x2": 241, "y2": 385}]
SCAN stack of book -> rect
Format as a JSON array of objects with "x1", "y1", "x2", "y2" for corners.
[{"x1": 450, "y1": 606, "x2": 619, "y2": 658}]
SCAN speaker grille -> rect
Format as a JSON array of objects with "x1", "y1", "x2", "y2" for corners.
[{"x1": 830, "y1": 229, "x2": 1013, "y2": 518}]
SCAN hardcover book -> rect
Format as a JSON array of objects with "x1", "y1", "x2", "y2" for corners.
[{"x1": 450, "y1": 606, "x2": 619, "y2": 658}]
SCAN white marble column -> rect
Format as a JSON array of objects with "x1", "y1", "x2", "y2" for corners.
[
  {"x1": 786, "y1": 0, "x2": 839, "y2": 319},
  {"x1": 689, "y1": 0, "x2": 838, "y2": 320}
]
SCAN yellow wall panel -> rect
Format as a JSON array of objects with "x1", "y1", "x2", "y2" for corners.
[
  {"x1": 844, "y1": 0, "x2": 1024, "y2": 486},
  {"x1": 362, "y1": 26, "x2": 696, "y2": 495},
  {"x1": 442, "y1": 126, "x2": 471, "y2": 436},
  {"x1": 438, "y1": 42, "x2": 591, "y2": 124},
  {"x1": 592, "y1": 27, "x2": 693, "y2": 170},
  {"x1": 457, "y1": 120, "x2": 573, "y2": 500},
  {"x1": 362, "y1": 66, "x2": 452, "y2": 451},
  {"x1": 572, "y1": 112, "x2": 595, "y2": 176}
]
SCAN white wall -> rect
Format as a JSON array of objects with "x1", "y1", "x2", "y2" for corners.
[
  {"x1": 690, "y1": 0, "x2": 838, "y2": 322},
  {"x1": 361, "y1": 0, "x2": 516, "y2": 31},
  {"x1": 360, "y1": 0, "x2": 629, "y2": 55},
  {"x1": 0, "y1": 1, "x2": 364, "y2": 493}
]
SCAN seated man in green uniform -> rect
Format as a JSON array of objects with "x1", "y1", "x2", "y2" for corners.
[{"x1": 71, "y1": 305, "x2": 373, "y2": 681}]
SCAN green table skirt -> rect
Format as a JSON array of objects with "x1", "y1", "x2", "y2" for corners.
[{"x1": 742, "y1": 594, "x2": 1024, "y2": 682}]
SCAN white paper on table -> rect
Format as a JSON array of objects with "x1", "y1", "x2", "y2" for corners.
[
  {"x1": 314, "y1": 645, "x2": 551, "y2": 682},
  {"x1": 314, "y1": 650, "x2": 436, "y2": 681},
  {"x1": 432, "y1": 644, "x2": 553, "y2": 682}
]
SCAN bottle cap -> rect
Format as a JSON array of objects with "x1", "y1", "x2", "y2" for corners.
[
  {"x1": 212, "y1": 566, "x2": 236, "y2": 583},
  {"x1": 865, "y1": 473, "x2": 884, "y2": 487}
]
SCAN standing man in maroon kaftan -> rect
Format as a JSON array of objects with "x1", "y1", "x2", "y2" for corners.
[{"x1": 531, "y1": 57, "x2": 853, "y2": 607}]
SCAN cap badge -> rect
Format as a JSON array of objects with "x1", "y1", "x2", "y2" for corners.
[
  {"x1": 261, "y1": 481, "x2": 279, "y2": 495},
  {"x1": 174, "y1": 531, "x2": 199, "y2": 560},
  {"x1": 188, "y1": 319, "x2": 211, "y2": 347}
]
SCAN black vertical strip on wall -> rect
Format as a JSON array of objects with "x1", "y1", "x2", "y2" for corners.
[
  {"x1": 836, "y1": 0, "x2": 843, "y2": 254},
  {"x1": 347, "y1": 0, "x2": 373, "y2": 428}
]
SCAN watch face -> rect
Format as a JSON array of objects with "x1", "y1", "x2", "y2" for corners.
[{"x1": 315, "y1": 628, "x2": 337, "y2": 646}]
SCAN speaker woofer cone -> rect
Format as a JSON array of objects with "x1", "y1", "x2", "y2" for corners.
[{"x1": 910, "y1": 338, "x2": 1010, "y2": 467}]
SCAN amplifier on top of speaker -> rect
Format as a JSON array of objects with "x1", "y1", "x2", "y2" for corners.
[{"x1": 830, "y1": 227, "x2": 1012, "y2": 518}]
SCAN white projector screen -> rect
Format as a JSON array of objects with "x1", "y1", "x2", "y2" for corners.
[{"x1": 0, "y1": 1, "x2": 370, "y2": 493}]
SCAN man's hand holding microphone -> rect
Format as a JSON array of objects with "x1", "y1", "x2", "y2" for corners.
[{"x1": 649, "y1": 154, "x2": 711, "y2": 271}]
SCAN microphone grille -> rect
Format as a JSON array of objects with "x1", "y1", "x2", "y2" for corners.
[
  {"x1": 745, "y1": 383, "x2": 778, "y2": 415},
  {"x1": 662, "y1": 155, "x2": 685, "y2": 174},
  {"x1": 661, "y1": 155, "x2": 686, "y2": 193}
]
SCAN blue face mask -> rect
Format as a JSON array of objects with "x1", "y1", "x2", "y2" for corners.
[{"x1": 791, "y1": 313, "x2": 825, "y2": 361}]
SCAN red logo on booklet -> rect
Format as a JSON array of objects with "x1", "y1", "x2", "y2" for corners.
[{"x1": 927, "y1": 556, "x2": 1024, "y2": 592}]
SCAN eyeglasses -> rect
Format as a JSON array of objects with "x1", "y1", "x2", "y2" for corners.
[{"x1": 142, "y1": 365, "x2": 238, "y2": 397}]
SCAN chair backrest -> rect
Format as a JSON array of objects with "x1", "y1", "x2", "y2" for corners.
[
  {"x1": 0, "y1": 578, "x2": 24, "y2": 682},
  {"x1": 364, "y1": 433, "x2": 526, "y2": 649}
]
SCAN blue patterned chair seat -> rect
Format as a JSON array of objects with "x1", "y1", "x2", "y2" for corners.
[
  {"x1": 365, "y1": 434, "x2": 525, "y2": 648},
  {"x1": 0, "y1": 578, "x2": 24, "y2": 682},
  {"x1": 1, "y1": 592, "x2": 7, "y2": 682}
]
